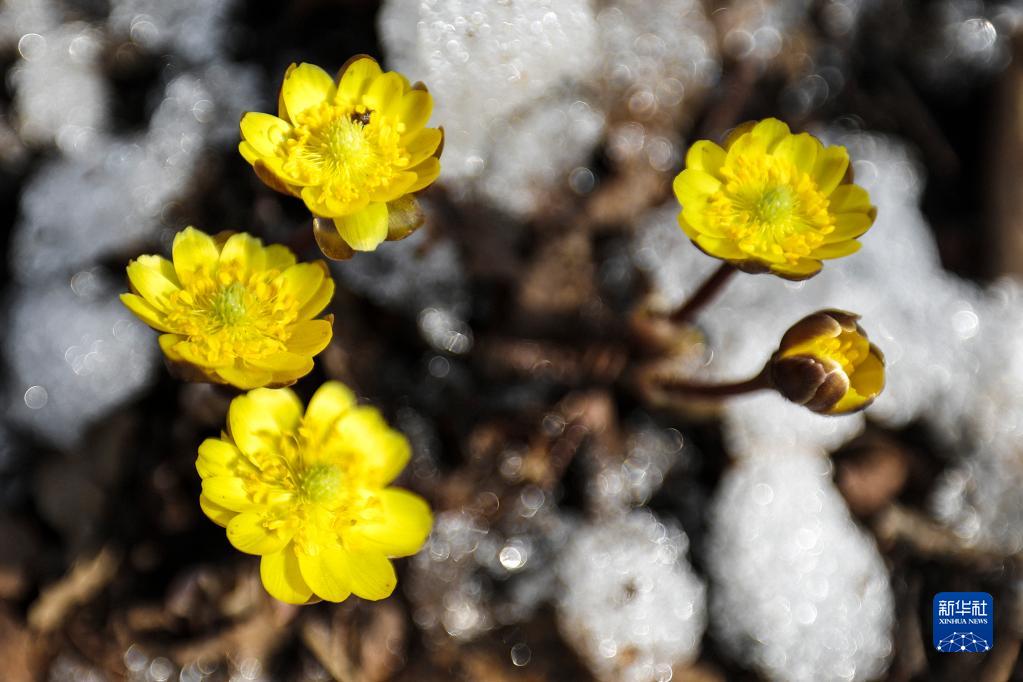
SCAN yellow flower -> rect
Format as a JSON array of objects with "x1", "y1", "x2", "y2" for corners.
[
  {"x1": 673, "y1": 118, "x2": 876, "y2": 280},
  {"x1": 770, "y1": 309, "x2": 885, "y2": 415},
  {"x1": 239, "y1": 56, "x2": 442, "y2": 254},
  {"x1": 197, "y1": 382, "x2": 433, "y2": 604},
  {"x1": 121, "y1": 227, "x2": 334, "y2": 390}
]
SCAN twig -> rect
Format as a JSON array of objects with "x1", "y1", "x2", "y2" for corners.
[
  {"x1": 28, "y1": 547, "x2": 121, "y2": 634},
  {"x1": 301, "y1": 618, "x2": 364, "y2": 682},
  {"x1": 978, "y1": 636, "x2": 1020, "y2": 682},
  {"x1": 873, "y1": 504, "x2": 1016, "y2": 571}
]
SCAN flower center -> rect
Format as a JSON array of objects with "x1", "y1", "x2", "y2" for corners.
[
  {"x1": 280, "y1": 102, "x2": 410, "y2": 206},
  {"x1": 302, "y1": 464, "x2": 343, "y2": 503},
  {"x1": 213, "y1": 282, "x2": 248, "y2": 326},
  {"x1": 755, "y1": 186, "x2": 795, "y2": 225},
  {"x1": 707, "y1": 154, "x2": 835, "y2": 264}
]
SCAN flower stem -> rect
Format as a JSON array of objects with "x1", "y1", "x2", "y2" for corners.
[
  {"x1": 655, "y1": 364, "x2": 771, "y2": 398},
  {"x1": 669, "y1": 262, "x2": 737, "y2": 324}
]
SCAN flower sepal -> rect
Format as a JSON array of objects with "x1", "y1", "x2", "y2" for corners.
[{"x1": 312, "y1": 195, "x2": 427, "y2": 261}]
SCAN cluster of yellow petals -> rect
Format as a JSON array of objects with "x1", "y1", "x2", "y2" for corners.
[
  {"x1": 771, "y1": 309, "x2": 885, "y2": 415},
  {"x1": 239, "y1": 57, "x2": 442, "y2": 253},
  {"x1": 673, "y1": 118, "x2": 876, "y2": 280},
  {"x1": 198, "y1": 382, "x2": 432, "y2": 604},
  {"x1": 121, "y1": 227, "x2": 334, "y2": 390}
]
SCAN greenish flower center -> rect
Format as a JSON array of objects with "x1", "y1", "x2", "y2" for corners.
[
  {"x1": 755, "y1": 186, "x2": 796, "y2": 225},
  {"x1": 302, "y1": 464, "x2": 342, "y2": 503},
  {"x1": 213, "y1": 282, "x2": 248, "y2": 326}
]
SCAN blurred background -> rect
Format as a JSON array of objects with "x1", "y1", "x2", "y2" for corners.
[{"x1": 2, "y1": 0, "x2": 1023, "y2": 680}]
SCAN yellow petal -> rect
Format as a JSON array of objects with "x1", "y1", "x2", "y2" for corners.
[
  {"x1": 219, "y1": 232, "x2": 266, "y2": 273},
  {"x1": 228, "y1": 387, "x2": 303, "y2": 457},
  {"x1": 215, "y1": 365, "x2": 274, "y2": 390},
  {"x1": 370, "y1": 171, "x2": 417, "y2": 204},
  {"x1": 693, "y1": 234, "x2": 745, "y2": 261},
  {"x1": 276, "y1": 63, "x2": 297, "y2": 121},
  {"x1": 405, "y1": 128, "x2": 443, "y2": 167},
  {"x1": 261, "y1": 548, "x2": 313, "y2": 604},
  {"x1": 673, "y1": 168, "x2": 721, "y2": 211},
  {"x1": 286, "y1": 319, "x2": 333, "y2": 356},
  {"x1": 407, "y1": 157, "x2": 440, "y2": 193},
  {"x1": 120, "y1": 293, "x2": 174, "y2": 332},
  {"x1": 334, "y1": 203, "x2": 389, "y2": 251},
  {"x1": 255, "y1": 156, "x2": 309, "y2": 192},
  {"x1": 263, "y1": 244, "x2": 297, "y2": 271},
  {"x1": 829, "y1": 387, "x2": 871, "y2": 415},
  {"x1": 298, "y1": 270, "x2": 334, "y2": 320},
  {"x1": 280, "y1": 63, "x2": 335, "y2": 120},
  {"x1": 172, "y1": 227, "x2": 220, "y2": 286},
  {"x1": 157, "y1": 333, "x2": 186, "y2": 361},
  {"x1": 337, "y1": 407, "x2": 411, "y2": 485},
  {"x1": 275, "y1": 262, "x2": 325, "y2": 308},
  {"x1": 227, "y1": 512, "x2": 293, "y2": 555},
  {"x1": 247, "y1": 351, "x2": 314, "y2": 374},
  {"x1": 677, "y1": 213, "x2": 702, "y2": 240},
  {"x1": 681, "y1": 203, "x2": 727, "y2": 237},
  {"x1": 722, "y1": 120, "x2": 757, "y2": 149},
  {"x1": 745, "y1": 118, "x2": 791, "y2": 152},
  {"x1": 814, "y1": 145, "x2": 849, "y2": 196},
  {"x1": 201, "y1": 476, "x2": 254, "y2": 512},
  {"x1": 239, "y1": 141, "x2": 260, "y2": 165},
  {"x1": 126, "y1": 255, "x2": 181, "y2": 309},
  {"x1": 395, "y1": 90, "x2": 432, "y2": 133},
  {"x1": 336, "y1": 57, "x2": 383, "y2": 106},
  {"x1": 199, "y1": 494, "x2": 236, "y2": 527},
  {"x1": 825, "y1": 212, "x2": 873, "y2": 243},
  {"x1": 363, "y1": 72, "x2": 406, "y2": 115},
  {"x1": 851, "y1": 346, "x2": 885, "y2": 398},
  {"x1": 297, "y1": 546, "x2": 352, "y2": 602},
  {"x1": 304, "y1": 381, "x2": 357, "y2": 443},
  {"x1": 347, "y1": 489, "x2": 432, "y2": 557},
  {"x1": 267, "y1": 368, "x2": 308, "y2": 388},
  {"x1": 829, "y1": 184, "x2": 873, "y2": 213},
  {"x1": 685, "y1": 140, "x2": 726, "y2": 178},
  {"x1": 813, "y1": 239, "x2": 861, "y2": 260},
  {"x1": 345, "y1": 551, "x2": 397, "y2": 601},
  {"x1": 196, "y1": 437, "x2": 245, "y2": 478},
  {"x1": 299, "y1": 185, "x2": 339, "y2": 217},
  {"x1": 773, "y1": 132, "x2": 820, "y2": 174},
  {"x1": 169, "y1": 339, "x2": 217, "y2": 368},
  {"x1": 771, "y1": 258, "x2": 822, "y2": 280},
  {"x1": 239, "y1": 112, "x2": 292, "y2": 157}
]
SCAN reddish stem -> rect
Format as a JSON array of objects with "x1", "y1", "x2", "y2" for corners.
[
  {"x1": 669, "y1": 263, "x2": 737, "y2": 324},
  {"x1": 656, "y1": 364, "x2": 772, "y2": 398}
]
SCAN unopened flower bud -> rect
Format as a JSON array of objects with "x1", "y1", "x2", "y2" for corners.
[{"x1": 770, "y1": 309, "x2": 884, "y2": 415}]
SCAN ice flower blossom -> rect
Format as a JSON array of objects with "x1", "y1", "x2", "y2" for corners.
[
  {"x1": 770, "y1": 309, "x2": 885, "y2": 415},
  {"x1": 239, "y1": 56, "x2": 442, "y2": 255},
  {"x1": 197, "y1": 382, "x2": 433, "y2": 604},
  {"x1": 673, "y1": 118, "x2": 876, "y2": 279},
  {"x1": 121, "y1": 227, "x2": 333, "y2": 389}
]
